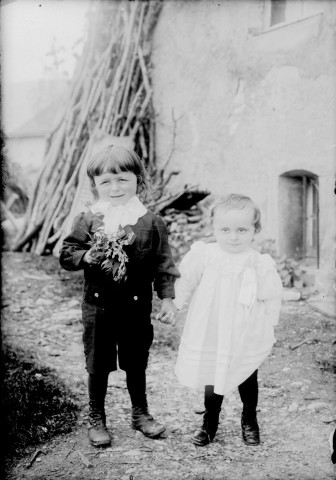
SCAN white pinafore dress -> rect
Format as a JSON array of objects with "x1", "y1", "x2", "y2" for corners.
[{"x1": 174, "y1": 241, "x2": 283, "y2": 396}]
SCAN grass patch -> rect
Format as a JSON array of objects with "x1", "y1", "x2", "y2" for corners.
[{"x1": 2, "y1": 343, "x2": 78, "y2": 458}]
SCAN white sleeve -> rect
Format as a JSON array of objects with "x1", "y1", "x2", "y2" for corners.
[
  {"x1": 174, "y1": 241, "x2": 206, "y2": 310},
  {"x1": 264, "y1": 296, "x2": 282, "y2": 326},
  {"x1": 256, "y1": 254, "x2": 283, "y2": 326}
]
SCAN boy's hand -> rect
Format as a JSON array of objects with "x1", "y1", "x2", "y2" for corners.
[
  {"x1": 155, "y1": 298, "x2": 178, "y2": 326},
  {"x1": 83, "y1": 249, "x2": 102, "y2": 265}
]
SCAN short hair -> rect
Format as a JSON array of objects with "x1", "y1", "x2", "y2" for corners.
[
  {"x1": 87, "y1": 145, "x2": 151, "y2": 200},
  {"x1": 210, "y1": 193, "x2": 261, "y2": 233}
]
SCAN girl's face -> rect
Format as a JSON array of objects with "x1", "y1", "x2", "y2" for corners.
[
  {"x1": 94, "y1": 171, "x2": 137, "y2": 206},
  {"x1": 213, "y1": 206, "x2": 256, "y2": 253}
]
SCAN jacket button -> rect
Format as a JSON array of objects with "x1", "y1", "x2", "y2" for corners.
[
  {"x1": 134, "y1": 296, "x2": 138, "y2": 301},
  {"x1": 94, "y1": 293, "x2": 99, "y2": 298}
]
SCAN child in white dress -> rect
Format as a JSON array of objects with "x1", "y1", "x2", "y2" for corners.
[{"x1": 174, "y1": 193, "x2": 282, "y2": 446}]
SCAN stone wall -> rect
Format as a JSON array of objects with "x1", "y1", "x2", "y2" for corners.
[{"x1": 151, "y1": 0, "x2": 336, "y2": 281}]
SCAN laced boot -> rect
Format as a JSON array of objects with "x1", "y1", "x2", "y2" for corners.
[
  {"x1": 192, "y1": 409, "x2": 221, "y2": 446},
  {"x1": 131, "y1": 404, "x2": 166, "y2": 439},
  {"x1": 193, "y1": 386, "x2": 223, "y2": 446},
  {"x1": 241, "y1": 406, "x2": 260, "y2": 446},
  {"x1": 88, "y1": 402, "x2": 111, "y2": 447}
]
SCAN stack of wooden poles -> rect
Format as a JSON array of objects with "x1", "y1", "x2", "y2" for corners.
[{"x1": 13, "y1": 0, "x2": 162, "y2": 255}]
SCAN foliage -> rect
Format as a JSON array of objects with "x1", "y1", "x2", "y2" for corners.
[
  {"x1": 253, "y1": 237, "x2": 277, "y2": 257},
  {"x1": 253, "y1": 238, "x2": 306, "y2": 288},
  {"x1": 2, "y1": 344, "x2": 78, "y2": 457},
  {"x1": 89, "y1": 225, "x2": 136, "y2": 281},
  {"x1": 276, "y1": 255, "x2": 306, "y2": 288}
]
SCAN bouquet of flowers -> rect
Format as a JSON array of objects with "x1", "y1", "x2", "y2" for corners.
[{"x1": 89, "y1": 225, "x2": 136, "y2": 281}]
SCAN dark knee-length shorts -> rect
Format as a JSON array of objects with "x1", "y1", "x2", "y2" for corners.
[{"x1": 81, "y1": 301, "x2": 154, "y2": 375}]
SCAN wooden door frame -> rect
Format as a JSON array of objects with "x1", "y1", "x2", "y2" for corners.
[{"x1": 280, "y1": 170, "x2": 319, "y2": 267}]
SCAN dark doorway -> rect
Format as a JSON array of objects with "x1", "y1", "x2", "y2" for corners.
[
  {"x1": 279, "y1": 171, "x2": 319, "y2": 267},
  {"x1": 270, "y1": 0, "x2": 287, "y2": 26}
]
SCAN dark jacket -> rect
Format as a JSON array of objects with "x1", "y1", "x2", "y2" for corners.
[{"x1": 59, "y1": 209, "x2": 179, "y2": 309}]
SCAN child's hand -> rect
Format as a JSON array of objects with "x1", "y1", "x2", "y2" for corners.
[
  {"x1": 155, "y1": 298, "x2": 177, "y2": 326},
  {"x1": 83, "y1": 249, "x2": 101, "y2": 265}
]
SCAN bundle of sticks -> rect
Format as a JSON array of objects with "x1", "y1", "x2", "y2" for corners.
[{"x1": 13, "y1": 0, "x2": 163, "y2": 255}]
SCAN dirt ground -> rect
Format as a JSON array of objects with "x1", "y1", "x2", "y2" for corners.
[{"x1": 2, "y1": 252, "x2": 336, "y2": 480}]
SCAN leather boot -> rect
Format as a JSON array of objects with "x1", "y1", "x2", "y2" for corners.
[
  {"x1": 241, "y1": 406, "x2": 260, "y2": 446},
  {"x1": 192, "y1": 385, "x2": 223, "y2": 446},
  {"x1": 88, "y1": 402, "x2": 111, "y2": 447},
  {"x1": 131, "y1": 405, "x2": 166, "y2": 439},
  {"x1": 192, "y1": 409, "x2": 221, "y2": 446}
]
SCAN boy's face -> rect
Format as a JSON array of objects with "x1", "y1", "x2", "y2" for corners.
[
  {"x1": 94, "y1": 171, "x2": 137, "y2": 206},
  {"x1": 213, "y1": 206, "x2": 256, "y2": 253}
]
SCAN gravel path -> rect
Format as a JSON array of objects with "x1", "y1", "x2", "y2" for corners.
[{"x1": 2, "y1": 252, "x2": 335, "y2": 480}]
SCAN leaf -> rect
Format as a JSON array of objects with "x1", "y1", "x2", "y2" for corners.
[
  {"x1": 112, "y1": 262, "x2": 120, "y2": 276},
  {"x1": 101, "y1": 259, "x2": 113, "y2": 274}
]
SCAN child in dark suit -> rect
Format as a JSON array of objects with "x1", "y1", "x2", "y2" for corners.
[{"x1": 59, "y1": 145, "x2": 178, "y2": 447}]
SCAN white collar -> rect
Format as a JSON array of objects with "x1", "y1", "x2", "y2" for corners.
[{"x1": 90, "y1": 196, "x2": 147, "y2": 234}]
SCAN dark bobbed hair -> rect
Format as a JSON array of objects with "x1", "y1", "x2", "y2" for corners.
[
  {"x1": 210, "y1": 193, "x2": 262, "y2": 233},
  {"x1": 86, "y1": 145, "x2": 151, "y2": 200}
]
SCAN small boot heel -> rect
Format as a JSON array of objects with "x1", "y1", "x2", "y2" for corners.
[{"x1": 241, "y1": 407, "x2": 260, "y2": 446}]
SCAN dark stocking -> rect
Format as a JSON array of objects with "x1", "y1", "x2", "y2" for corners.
[
  {"x1": 127, "y1": 368, "x2": 166, "y2": 438},
  {"x1": 238, "y1": 370, "x2": 260, "y2": 445},
  {"x1": 88, "y1": 372, "x2": 109, "y2": 409},
  {"x1": 238, "y1": 369, "x2": 258, "y2": 413},
  {"x1": 204, "y1": 385, "x2": 224, "y2": 412},
  {"x1": 192, "y1": 385, "x2": 224, "y2": 446},
  {"x1": 126, "y1": 369, "x2": 147, "y2": 408}
]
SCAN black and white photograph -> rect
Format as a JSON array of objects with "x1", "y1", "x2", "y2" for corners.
[{"x1": 1, "y1": 0, "x2": 335, "y2": 479}]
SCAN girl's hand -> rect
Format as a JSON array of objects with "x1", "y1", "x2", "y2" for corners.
[
  {"x1": 83, "y1": 249, "x2": 101, "y2": 265},
  {"x1": 156, "y1": 298, "x2": 178, "y2": 326}
]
